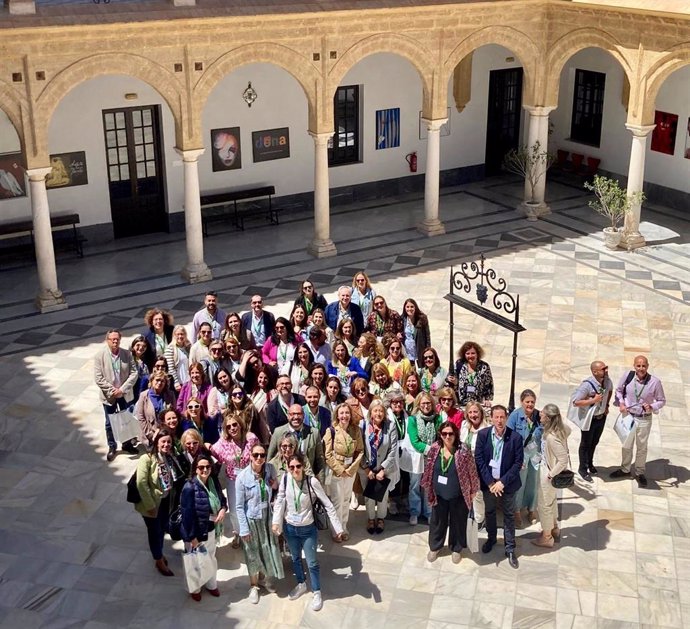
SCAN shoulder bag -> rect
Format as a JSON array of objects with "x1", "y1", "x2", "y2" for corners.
[
  {"x1": 126, "y1": 470, "x2": 141, "y2": 503},
  {"x1": 305, "y1": 475, "x2": 329, "y2": 530}
]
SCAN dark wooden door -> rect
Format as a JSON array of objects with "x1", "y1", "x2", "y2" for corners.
[
  {"x1": 103, "y1": 106, "x2": 166, "y2": 238},
  {"x1": 485, "y1": 68, "x2": 523, "y2": 176}
]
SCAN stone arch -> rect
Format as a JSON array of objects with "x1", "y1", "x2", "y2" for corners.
[
  {"x1": 0, "y1": 79, "x2": 27, "y2": 153},
  {"x1": 542, "y1": 29, "x2": 633, "y2": 107},
  {"x1": 328, "y1": 34, "x2": 435, "y2": 120},
  {"x1": 642, "y1": 47, "x2": 690, "y2": 124},
  {"x1": 193, "y1": 44, "x2": 319, "y2": 131},
  {"x1": 443, "y1": 26, "x2": 540, "y2": 106},
  {"x1": 34, "y1": 53, "x2": 185, "y2": 156}
]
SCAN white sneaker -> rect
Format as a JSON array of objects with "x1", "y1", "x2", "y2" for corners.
[
  {"x1": 288, "y1": 581, "x2": 307, "y2": 601},
  {"x1": 248, "y1": 586, "x2": 260, "y2": 604},
  {"x1": 350, "y1": 494, "x2": 359, "y2": 510},
  {"x1": 311, "y1": 590, "x2": 323, "y2": 611},
  {"x1": 452, "y1": 552, "x2": 462, "y2": 564},
  {"x1": 409, "y1": 515, "x2": 418, "y2": 526}
]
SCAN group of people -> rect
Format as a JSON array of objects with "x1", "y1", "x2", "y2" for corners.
[{"x1": 93, "y1": 273, "x2": 666, "y2": 607}]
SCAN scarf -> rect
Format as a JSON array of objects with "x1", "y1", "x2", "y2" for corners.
[
  {"x1": 156, "y1": 452, "x2": 183, "y2": 493},
  {"x1": 367, "y1": 423, "x2": 382, "y2": 469},
  {"x1": 201, "y1": 479, "x2": 223, "y2": 537},
  {"x1": 416, "y1": 411, "x2": 438, "y2": 446}
]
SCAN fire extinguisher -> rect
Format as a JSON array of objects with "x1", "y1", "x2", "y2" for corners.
[{"x1": 405, "y1": 151, "x2": 417, "y2": 173}]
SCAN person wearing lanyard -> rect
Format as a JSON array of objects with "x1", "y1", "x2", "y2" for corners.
[
  {"x1": 266, "y1": 375, "x2": 305, "y2": 433},
  {"x1": 261, "y1": 317, "x2": 302, "y2": 375},
  {"x1": 303, "y1": 385, "x2": 332, "y2": 438},
  {"x1": 192, "y1": 291, "x2": 227, "y2": 341},
  {"x1": 135, "y1": 372, "x2": 177, "y2": 449},
  {"x1": 272, "y1": 452, "x2": 343, "y2": 612},
  {"x1": 180, "y1": 452, "x2": 227, "y2": 601},
  {"x1": 611, "y1": 355, "x2": 666, "y2": 487},
  {"x1": 324, "y1": 286, "x2": 365, "y2": 336},
  {"x1": 386, "y1": 391, "x2": 411, "y2": 516},
  {"x1": 350, "y1": 272, "x2": 376, "y2": 321},
  {"x1": 143, "y1": 308, "x2": 174, "y2": 358},
  {"x1": 475, "y1": 405, "x2": 524, "y2": 569},
  {"x1": 459, "y1": 401, "x2": 490, "y2": 527},
  {"x1": 448, "y1": 340, "x2": 494, "y2": 410},
  {"x1": 236, "y1": 444, "x2": 283, "y2": 604},
  {"x1": 241, "y1": 295, "x2": 276, "y2": 350},
  {"x1": 422, "y1": 421, "x2": 479, "y2": 563}
]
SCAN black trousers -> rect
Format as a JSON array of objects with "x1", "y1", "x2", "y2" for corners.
[
  {"x1": 428, "y1": 495, "x2": 469, "y2": 553},
  {"x1": 142, "y1": 494, "x2": 170, "y2": 561},
  {"x1": 483, "y1": 489, "x2": 516, "y2": 553},
  {"x1": 578, "y1": 414, "x2": 607, "y2": 472}
]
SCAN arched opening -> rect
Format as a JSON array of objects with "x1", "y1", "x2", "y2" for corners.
[
  {"x1": 47, "y1": 75, "x2": 179, "y2": 241},
  {"x1": 0, "y1": 108, "x2": 27, "y2": 214}
]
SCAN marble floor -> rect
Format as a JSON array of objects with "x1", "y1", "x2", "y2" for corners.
[{"x1": 0, "y1": 176, "x2": 689, "y2": 628}]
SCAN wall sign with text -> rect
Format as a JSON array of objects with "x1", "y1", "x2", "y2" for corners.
[
  {"x1": 252, "y1": 127, "x2": 290, "y2": 162},
  {"x1": 46, "y1": 151, "x2": 88, "y2": 189}
]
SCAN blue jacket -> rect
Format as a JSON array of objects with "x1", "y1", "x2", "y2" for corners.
[
  {"x1": 323, "y1": 301, "x2": 364, "y2": 336},
  {"x1": 507, "y1": 408, "x2": 543, "y2": 445},
  {"x1": 240, "y1": 311, "x2": 276, "y2": 346},
  {"x1": 266, "y1": 394, "x2": 306, "y2": 433},
  {"x1": 235, "y1": 463, "x2": 277, "y2": 537},
  {"x1": 303, "y1": 405, "x2": 332, "y2": 438},
  {"x1": 474, "y1": 426, "x2": 523, "y2": 493},
  {"x1": 181, "y1": 415, "x2": 222, "y2": 447},
  {"x1": 180, "y1": 476, "x2": 227, "y2": 543}
]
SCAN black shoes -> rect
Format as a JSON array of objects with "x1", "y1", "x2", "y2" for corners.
[
  {"x1": 579, "y1": 470, "x2": 593, "y2": 483},
  {"x1": 122, "y1": 441, "x2": 138, "y2": 455},
  {"x1": 482, "y1": 539, "x2": 496, "y2": 554},
  {"x1": 610, "y1": 469, "x2": 630, "y2": 478},
  {"x1": 106, "y1": 447, "x2": 116, "y2": 462},
  {"x1": 589, "y1": 465, "x2": 598, "y2": 475},
  {"x1": 636, "y1": 474, "x2": 648, "y2": 487},
  {"x1": 506, "y1": 551, "x2": 519, "y2": 569}
]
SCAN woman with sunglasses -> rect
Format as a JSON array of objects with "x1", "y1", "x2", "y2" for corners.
[
  {"x1": 180, "y1": 397, "x2": 220, "y2": 450},
  {"x1": 324, "y1": 403, "x2": 364, "y2": 541},
  {"x1": 380, "y1": 334, "x2": 413, "y2": 387},
  {"x1": 323, "y1": 375, "x2": 346, "y2": 416},
  {"x1": 177, "y1": 428, "x2": 218, "y2": 480},
  {"x1": 211, "y1": 410, "x2": 259, "y2": 547},
  {"x1": 221, "y1": 312, "x2": 255, "y2": 351},
  {"x1": 134, "y1": 428, "x2": 184, "y2": 578},
  {"x1": 327, "y1": 339, "x2": 367, "y2": 397},
  {"x1": 369, "y1": 362, "x2": 402, "y2": 398},
  {"x1": 436, "y1": 387, "x2": 463, "y2": 430},
  {"x1": 334, "y1": 319, "x2": 358, "y2": 354},
  {"x1": 223, "y1": 337, "x2": 243, "y2": 375},
  {"x1": 403, "y1": 372, "x2": 422, "y2": 415},
  {"x1": 272, "y1": 452, "x2": 343, "y2": 612},
  {"x1": 269, "y1": 434, "x2": 314, "y2": 482},
  {"x1": 261, "y1": 317, "x2": 303, "y2": 375},
  {"x1": 401, "y1": 298, "x2": 431, "y2": 368},
  {"x1": 135, "y1": 371, "x2": 177, "y2": 449},
  {"x1": 165, "y1": 325, "x2": 191, "y2": 393},
  {"x1": 151, "y1": 355, "x2": 175, "y2": 393},
  {"x1": 236, "y1": 443, "x2": 283, "y2": 604},
  {"x1": 346, "y1": 377, "x2": 377, "y2": 424},
  {"x1": 201, "y1": 340, "x2": 232, "y2": 385},
  {"x1": 366, "y1": 296, "x2": 403, "y2": 341},
  {"x1": 351, "y1": 271, "x2": 376, "y2": 320},
  {"x1": 208, "y1": 367, "x2": 234, "y2": 419},
  {"x1": 289, "y1": 304, "x2": 308, "y2": 338},
  {"x1": 459, "y1": 401, "x2": 490, "y2": 526},
  {"x1": 176, "y1": 362, "x2": 211, "y2": 416},
  {"x1": 294, "y1": 280, "x2": 328, "y2": 320},
  {"x1": 419, "y1": 348, "x2": 448, "y2": 397},
  {"x1": 421, "y1": 420, "x2": 479, "y2": 563},
  {"x1": 180, "y1": 453, "x2": 227, "y2": 601},
  {"x1": 289, "y1": 342, "x2": 314, "y2": 393}
]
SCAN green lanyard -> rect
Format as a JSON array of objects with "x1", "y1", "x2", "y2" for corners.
[
  {"x1": 258, "y1": 476, "x2": 266, "y2": 502},
  {"x1": 304, "y1": 297, "x2": 313, "y2": 315},
  {"x1": 491, "y1": 431, "x2": 503, "y2": 460},
  {"x1": 440, "y1": 450, "x2": 453, "y2": 475},
  {"x1": 468, "y1": 372, "x2": 476, "y2": 386},
  {"x1": 305, "y1": 405, "x2": 320, "y2": 431},
  {"x1": 291, "y1": 477, "x2": 304, "y2": 512},
  {"x1": 634, "y1": 380, "x2": 648, "y2": 402}
]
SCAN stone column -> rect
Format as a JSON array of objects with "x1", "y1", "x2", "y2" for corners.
[
  {"x1": 8, "y1": 0, "x2": 36, "y2": 14},
  {"x1": 27, "y1": 167, "x2": 68, "y2": 313},
  {"x1": 307, "y1": 132, "x2": 337, "y2": 258},
  {"x1": 621, "y1": 123, "x2": 655, "y2": 251},
  {"x1": 176, "y1": 148, "x2": 212, "y2": 283},
  {"x1": 418, "y1": 118, "x2": 447, "y2": 236},
  {"x1": 523, "y1": 105, "x2": 555, "y2": 216}
]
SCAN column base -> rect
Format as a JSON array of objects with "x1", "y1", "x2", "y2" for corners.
[
  {"x1": 522, "y1": 201, "x2": 550, "y2": 221},
  {"x1": 181, "y1": 262, "x2": 213, "y2": 284},
  {"x1": 620, "y1": 230, "x2": 646, "y2": 251},
  {"x1": 36, "y1": 289, "x2": 68, "y2": 313},
  {"x1": 307, "y1": 238, "x2": 337, "y2": 258},
  {"x1": 417, "y1": 219, "x2": 446, "y2": 237}
]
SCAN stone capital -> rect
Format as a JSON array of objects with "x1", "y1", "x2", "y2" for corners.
[
  {"x1": 421, "y1": 118, "x2": 448, "y2": 133},
  {"x1": 308, "y1": 131, "x2": 334, "y2": 146},
  {"x1": 175, "y1": 148, "x2": 205, "y2": 162},
  {"x1": 26, "y1": 167, "x2": 53, "y2": 182},
  {"x1": 523, "y1": 105, "x2": 556, "y2": 117},
  {"x1": 625, "y1": 123, "x2": 656, "y2": 138}
]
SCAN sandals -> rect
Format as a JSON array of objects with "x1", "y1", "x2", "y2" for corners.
[
  {"x1": 375, "y1": 518, "x2": 385, "y2": 534},
  {"x1": 367, "y1": 519, "x2": 376, "y2": 534}
]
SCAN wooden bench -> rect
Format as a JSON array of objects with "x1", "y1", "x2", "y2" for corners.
[
  {"x1": 200, "y1": 185, "x2": 279, "y2": 236},
  {"x1": 0, "y1": 212, "x2": 86, "y2": 260}
]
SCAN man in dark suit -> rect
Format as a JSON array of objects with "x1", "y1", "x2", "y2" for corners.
[
  {"x1": 475, "y1": 404, "x2": 523, "y2": 569},
  {"x1": 240, "y1": 295, "x2": 275, "y2": 349},
  {"x1": 302, "y1": 385, "x2": 332, "y2": 438},
  {"x1": 266, "y1": 374, "x2": 305, "y2": 433},
  {"x1": 324, "y1": 286, "x2": 364, "y2": 336}
]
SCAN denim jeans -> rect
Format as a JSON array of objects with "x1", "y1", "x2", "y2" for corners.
[
  {"x1": 408, "y1": 472, "x2": 431, "y2": 518},
  {"x1": 284, "y1": 522, "x2": 320, "y2": 592},
  {"x1": 103, "y1": 397, "x2": 130, "y2": 449}
]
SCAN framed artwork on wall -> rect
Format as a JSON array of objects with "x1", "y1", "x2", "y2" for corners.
[
  {"x1": 419, "y1": 109, "x2": 451, "y2": 140},
  {"x1": 650, "y1": 110, "x2": 678, "y2": 155},
  {"x1": 46, "y1": 151, "x2": 88, "y2": 189},
  {"x1": 0, "y1": 152, "x2": 26, "y2": 199},
  {"x1": 375, "y1": 108, "x2": 400, "y2": 149},
  {"x1": 252, "y1": 127, "x2": 290, "y2": 162},
  {"x1": 211, "y1": 127, "x2": 242, "y2": 171}
]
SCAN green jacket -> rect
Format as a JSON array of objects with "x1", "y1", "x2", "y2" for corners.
[
  {"x1": 134, "y1": 454, "x2": 164, "y2": 516},
  {"x1": 407, "y1": 413, "x2": 442, "y2": 456}
]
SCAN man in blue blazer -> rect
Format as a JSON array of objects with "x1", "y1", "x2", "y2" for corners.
[
  {"x1": 475, "y1": 404, "x2": 524, "y2": 569},
  {"x1": 240, "y1": 295, "x2": 275, "y2": 349},
  {"x1": 303, "y1": 385, "x2": 332, "y2": 438},
  {"x1": 324, "y1": 286, "x2": 364, "y2": 336}
]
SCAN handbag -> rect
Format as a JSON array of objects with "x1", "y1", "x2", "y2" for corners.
[
  {"x1": 466, "y1": 509, "x2": 479, "y2": 553},
  {"x1": 362, "y1": 476, "x2": 391, "y2": 503},
  {"x1": 182, "y1": 544, "x2": 215, "y2": 593},
  {"x1": 549, "y1": 445, "x2": 575, "y2": 489},
  {"x1": 305, "y1": 476, "x2": 329, "y2": 531},
  {"x1": 168, "y1": 506, "x2": 182, "y2": 541},
  {"x1": 126, "y1": 470, "x2": 141, "y2": 503},
  {"x1": 109, "y1": 408, "x2": 140, "y2": 444},
  {"x1": 613, "y1": 413, "x2": 636, "y2": 446}
]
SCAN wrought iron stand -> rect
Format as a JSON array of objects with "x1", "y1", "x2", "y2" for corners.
[{"x1": 445, "y1": 254, "x2": 526, "y2": 412}]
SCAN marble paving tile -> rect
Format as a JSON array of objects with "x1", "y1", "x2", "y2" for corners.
[{"x1": 597, "y1": 593, "x2": 640, "y2": 623}]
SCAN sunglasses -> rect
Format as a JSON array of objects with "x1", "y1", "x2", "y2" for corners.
[
  {"x1": 227, "y1": 423, "x2": 240, "y2": 429},
  {"x1": 374, "y1": 302, "x2": 384, "y2": 307},
  {"x1": 197, "y1": 464, "x2": 211, "y2": 471},
  {"x1": 354, "y1": 388, "x2": 367, "y2": 394},
  {"x1": 303, "y1": 285, "x2": 313, "y2": 290},
  {"x1": 424, "y1": 355, "x2": 435, "y2": 361},
  {"x1": 356, "y1": 278, "x2": 366, "y2": 283},
  {"x1": 231, "y1": 392, "x2": 244, "y2": 398},
  {"x1": 211, "y1": 348, "x2": 223, "y2": 353},
  {"x1": 440, "y1": 397, "x2": 453, "y2": 402},
  {"x1": 251, "y1": 301, "x2": 263, "y2": 305},
  {"x1": 187, "y1": 404, "x2": 201, "y2": 410},
  {"x1": 280, "y1": 444, "x2": 295, "y2": 450},
  {"x1": 289, "y1": 464, "x2": 303, "y2": 470},
  {"x1": 200, "y1": 331, "x2": 212, "y2": 335},
  {"x1": 441, "y1": 431, "x2": 455, "y2": 437},
  {"x1": 274, "y1": 325, "x2": 285, "y2": 330},
  {"x1": 252, "y1": 452, "x2": 267, "y2": 459}
]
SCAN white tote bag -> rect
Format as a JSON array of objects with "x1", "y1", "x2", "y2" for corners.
[
  {"x1": 466, "y1": 510, "x2": 479, "y2": 554},
  {"x1": 613, "y1": 413, "x2": 636, "y2": 446},
  {"x1": 108, "y1": 409, "x2": 140, "y2": 444},
  {"x1": 182, "y1": 544, "x2": 215, "y2": 593}
]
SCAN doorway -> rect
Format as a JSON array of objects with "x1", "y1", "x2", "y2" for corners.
[
  {"x1": 102, "y1": 105, "x2": 167, "y2": 238},
  {"x1": 485, "y1": 68, "x2": 523, "y2": 176}
]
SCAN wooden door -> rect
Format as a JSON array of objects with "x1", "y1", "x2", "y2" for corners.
[{"x1": 485, "y1": 68, "x2": 523, "y2": 176}]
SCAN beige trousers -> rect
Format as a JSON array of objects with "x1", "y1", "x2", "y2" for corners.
[
  {"x1": 621, "y1": 416, "x2": 652, "y2": 475},
  {"x1": 537, "y1": 465, "x2": 558, "y2": 533}
]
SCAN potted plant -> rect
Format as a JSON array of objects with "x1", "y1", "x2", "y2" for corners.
[
  {"x1": 584, "y1": 175, "x2": 645, "y2": 250},
  {"x1": 503, "y1": 140, "x2": 556, "y2": 220}
]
